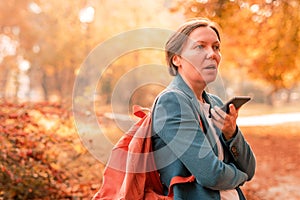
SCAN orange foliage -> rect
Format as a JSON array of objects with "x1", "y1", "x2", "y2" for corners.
[{"x1": 0, "y1": 101, "x2": 102, "y2": 199}]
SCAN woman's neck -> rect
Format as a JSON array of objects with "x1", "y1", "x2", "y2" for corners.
[{"x1": 180, "y1": 74, "x2": 206, "y2": 101}]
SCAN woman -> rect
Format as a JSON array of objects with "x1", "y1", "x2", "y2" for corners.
[{"x1": 152, "y1": 18, "x2": 256, "y2": 199}]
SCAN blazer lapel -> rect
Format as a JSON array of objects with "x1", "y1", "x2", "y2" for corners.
[{"x1": 167, "y1": 74, "x2": 220, "y2": 156}]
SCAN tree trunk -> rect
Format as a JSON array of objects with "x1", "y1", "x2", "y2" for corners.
[
  {"x1": 41, "y1": 68, "x2": 49, "y2": 101},
  {"x1": 0, "y1": 64, "x2": 9, "y2": 100},
  {"x1": 54, "y1": 70, "x2": 63, "y2": 103},
  {"x1": 266, "y1": 88, "x2": 277, "y2": 106}
]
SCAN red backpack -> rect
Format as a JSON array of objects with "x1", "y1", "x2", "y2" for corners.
[{"x1": 92, "y1": 105, "x2": 195, "y2": 200}]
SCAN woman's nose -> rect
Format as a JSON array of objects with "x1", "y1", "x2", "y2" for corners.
[{"x1": 206, "y1": 48, "x2": 218, "y2": 60}]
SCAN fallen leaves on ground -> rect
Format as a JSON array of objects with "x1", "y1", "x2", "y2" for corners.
[
  {"x1": 0, "y1": 101, "x2": 103, "y2": 199},
  {"x1": 1, "y1": 101, "x2": 299, "y2": 199},
  {"x1": 241, "y1": 124, "x2": 300, "y2": 200}
]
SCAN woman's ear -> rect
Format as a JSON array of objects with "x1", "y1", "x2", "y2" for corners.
[{"x1": 172, "y1": 55, "x2": 181, "y2": 67}]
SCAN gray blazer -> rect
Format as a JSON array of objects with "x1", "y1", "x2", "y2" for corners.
[{"x1": 152, "y1": 74, "x2": 256, "y2": 199}]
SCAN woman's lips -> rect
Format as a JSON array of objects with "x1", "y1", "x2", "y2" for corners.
[{"x1": 203, "y1": 64, "x2": 217, "y2": 70}]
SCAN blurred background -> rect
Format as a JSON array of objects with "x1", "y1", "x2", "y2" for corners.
[
  {"x1": 1, "y1": 0, "x2": 300, "y2": 199},
  {"x1": 1, "y1": 0, "x2": 300, "y2": 106}
]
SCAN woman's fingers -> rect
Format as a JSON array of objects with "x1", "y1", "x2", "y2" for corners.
[{"x1": 211, "y1": 105, "x2": 238, "y2": 139}]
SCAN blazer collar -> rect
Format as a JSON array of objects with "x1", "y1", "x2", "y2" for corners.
[
  {"x1": 168, "y1": 74, "x2": 195, "y2": 99},
  {"x1": 168, "y1": 74, "x2": 220, "y2": 155},
  {"x1": 168, "y1": 74, "x2": 212, "y2": 105}
]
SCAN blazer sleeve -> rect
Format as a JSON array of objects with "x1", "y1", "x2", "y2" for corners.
[
  {"x1": 209, "y1": 94, "x2": 256, "y2": 181},
  {"x1": 152, "y1": 91, "x2": 248, "y2": 190},
  {"x1": 221, "y1": 128, "x2": 256, "y2": 181}
]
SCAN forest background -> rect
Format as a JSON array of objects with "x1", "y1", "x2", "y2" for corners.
[{"x1": 0, "y1": 0, "x2": 300, "y2": 199}]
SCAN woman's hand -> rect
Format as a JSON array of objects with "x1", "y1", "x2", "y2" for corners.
[{"x1": 211, "y1": 104, "x2": 238, "y2": 140}]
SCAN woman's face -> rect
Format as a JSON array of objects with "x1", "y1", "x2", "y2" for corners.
[{"x1": 173, "y1": 26, "x2": 221, "y2": 86}]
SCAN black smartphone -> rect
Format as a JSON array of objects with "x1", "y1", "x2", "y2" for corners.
[{"x1": 221, "y1": 96, "x2": 251, "y2": 113}]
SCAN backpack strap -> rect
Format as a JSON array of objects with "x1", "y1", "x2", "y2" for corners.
[
  {"x1": 132, "y1": 105, "x2": 150, "y2": 118},
  {"x1": 168, "y1": 175, "x2": 195, "y2": 197}
]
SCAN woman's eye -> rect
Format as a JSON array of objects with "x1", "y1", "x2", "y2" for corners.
[
  {"x1": 213, "y1": 45, "x2": 220, "y2": 51},
  {"x1": 197, "y1": 45, "x2": 204, "y2": 49}
]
